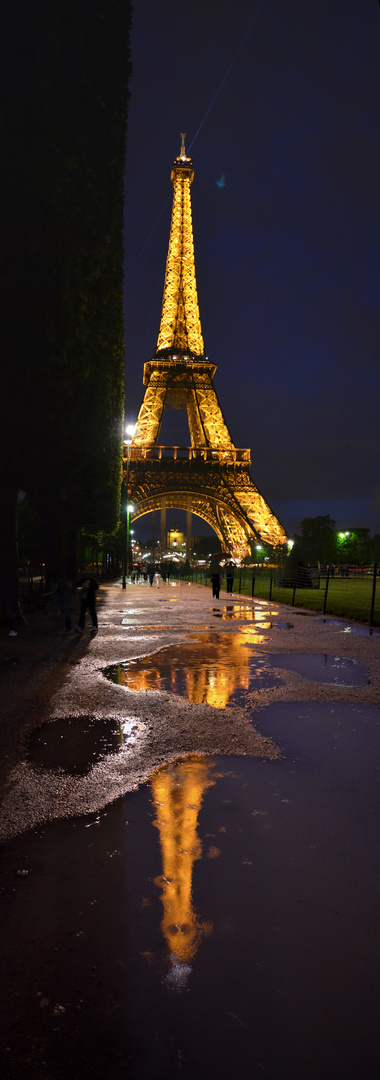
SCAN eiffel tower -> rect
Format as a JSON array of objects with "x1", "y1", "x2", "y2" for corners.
[{"x1": 125, "y1": 136, "x2": 286, "y2": 560}]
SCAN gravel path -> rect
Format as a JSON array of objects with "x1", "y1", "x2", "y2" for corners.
[{"x1": 1, "y1": 578, "x2": 379, "y2": 840}]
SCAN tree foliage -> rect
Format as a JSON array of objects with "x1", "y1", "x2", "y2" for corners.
[
  {"x1": 288, "y1": 515, "x2": 336, "y2": 568},
  {"x1": 287, "y1": 516, "x2": 376, "y2": 569},
  {"x1": 2, "y1": 0, "x2": 132, "y2": 586}
]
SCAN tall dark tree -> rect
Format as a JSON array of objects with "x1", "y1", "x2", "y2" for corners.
[
  {"x1": 1, "y1": 0, "x2": 132, "y2": 591},
  {"x1": 288, "y1": 515, "x2": 337, "y2": 568}
]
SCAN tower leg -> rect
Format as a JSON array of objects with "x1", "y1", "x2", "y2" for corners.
[
  {"x1": 161, "y1": 500, "x2": 166, "y2": 556},
  {"x1": 186, "y1": 501, "x2": 192, "y2": 559},
  {"x1": 152, "y1": 511, "x2": 156, "y2": 560}
]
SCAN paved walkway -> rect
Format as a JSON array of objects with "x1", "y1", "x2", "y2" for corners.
[
  {"x1": 2, "y1": 578, "x2": 380, "y2": 1080},
  {"x1": 1, "y1": 577, "x2": 379, "y2": 841}
]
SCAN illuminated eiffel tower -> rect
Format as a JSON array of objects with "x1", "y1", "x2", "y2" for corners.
[{"x1": 125, "y1": 136, "x2": 286, "y2": 560}]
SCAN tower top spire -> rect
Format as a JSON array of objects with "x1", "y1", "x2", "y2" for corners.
[{"x1": 155, "y1": 140, "x2": 204, "y2": 359}]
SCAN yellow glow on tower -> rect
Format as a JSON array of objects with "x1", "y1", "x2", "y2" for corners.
[
  {"x1": 125, "y1": 138, "x2": 288, "y2": 560},
  {"x1": 156, "y1": 136, "x2": 204, "y2": 358}
]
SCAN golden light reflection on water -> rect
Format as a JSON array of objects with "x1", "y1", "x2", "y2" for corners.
[
  {"x1": 213, "y1": 603, "x2": 279, "y2": 623},
  {"x1": 151, "y1": 756, "x2": 214, "y2": 965},
  {"x1": 109, "y1": 631, "x2": 270, "y2": 708}
]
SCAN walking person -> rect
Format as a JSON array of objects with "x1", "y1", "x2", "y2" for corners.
[
  {"x1": 210, "y1": 566, "x2": 222, "y2": 600},
  {"x1": 75, "y1": 576, "x2": 98, "y2": 634},
  {"x1": 225, "y1": 560, "x2": 235, "y2": 595}
]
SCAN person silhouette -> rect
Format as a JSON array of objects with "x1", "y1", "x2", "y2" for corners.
[{"x1": 75, "y1": 577, "x2": 98, "y2": 634}]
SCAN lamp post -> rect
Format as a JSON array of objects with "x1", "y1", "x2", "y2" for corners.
[
  {"x1": 122, "y1": 424, "x2": 136, "y2": 589},
  {"x1": 125, "y1": 503, "x2": 134, "y2": 579}
]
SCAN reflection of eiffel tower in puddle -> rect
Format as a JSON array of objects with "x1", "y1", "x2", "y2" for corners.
[
  {"x1": 112, "y1": 623, "x2": 273, "y2": 708},
  {"x1": 151, "y1": 757, "x2": 214, "y2": 986}
]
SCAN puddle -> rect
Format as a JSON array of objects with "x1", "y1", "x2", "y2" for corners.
[
  {"x1": 104, "y1": 636, "x2": 368, "y2": 709},
  {"x1": 267, "y1": 653, "x2": 368, "y2": 686},
  {"x1": 4, "y1": 702, "x2": 380, "y2": 1080},
  {"x1": 211, "y1": 603, "x2": 280, "y2": 624},
  {"x1": 121, "y1": 621, "x2": 210, "y2": 630},
  {"x1": 210, "y1": 604, "x2": 278, "y2": 630},
  {"x1": 151, "y1": 757, "x2": 215, "y2": 967},
  {"x1": 104, "y1": 633, "x2": 276, "y2": 708},
  {"x1": 318, "y1": 619, "x2": 380, "y2": 637},
  {"x1": 27, "y1": 716, "x2": 140, "y2": 775},
  {"x1": 226, "y1": 653, "x2": 368, "y2": 709}
]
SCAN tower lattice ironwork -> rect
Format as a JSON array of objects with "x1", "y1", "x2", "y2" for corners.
[{"x1": 124, "y1": 136, "x2": 286, "y2": 560}]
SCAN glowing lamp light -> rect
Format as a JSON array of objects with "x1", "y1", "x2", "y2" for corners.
[{"x1": 124, "y1": 423, "x2": 136, "y2": 449}]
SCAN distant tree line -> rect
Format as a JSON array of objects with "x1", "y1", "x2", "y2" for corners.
[
  {"x1": 286, "y1": 516, "x2": 380, "y2": 569},
  {"x1": 241, "y1": 516, "x2": 380, "y2": 569},
  {"x1": 1, "y1": 0, "x2": 132, "y2": 600}
]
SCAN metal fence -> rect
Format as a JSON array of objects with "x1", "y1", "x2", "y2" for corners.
[{"x1": 186, "y1": 564, "x2": 380, "y2": 631}]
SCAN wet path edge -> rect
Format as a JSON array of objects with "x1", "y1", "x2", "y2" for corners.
[
  {"x1": 1, "y1": 582, "x2": 380, "y2": 1079},
  {"x1": 1, "y1": 701, "x2": 380, "y2": 1080}
]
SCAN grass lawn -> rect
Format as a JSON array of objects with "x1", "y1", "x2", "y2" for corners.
[{"x1": 234, "y1": 572, "x2": 380, "y2": 627}]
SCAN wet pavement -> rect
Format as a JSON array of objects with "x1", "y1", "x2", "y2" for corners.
[{"x1": 1, "y1": 580, "x2": 380, "y2": 1079}]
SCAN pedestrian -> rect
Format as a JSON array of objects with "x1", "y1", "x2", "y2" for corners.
[
  {"x1": 75, "y1": 576, "x2": 98, "y2": 634},
  {"x1": 225, "y1": 560, "x2": 235, "y2": 595},
  {"x1": 154, "y1": 568, "x2": 161, "y2": 588},
  {"x1": 210, "y1": 566, "x2": 222, "y2": 599}
]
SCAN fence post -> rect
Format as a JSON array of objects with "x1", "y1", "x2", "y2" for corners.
[
  {"x1": 292, "y1": 582, "x2": 296, "y2": 607},
  {"x1": 239, "y1": 569, "x2": 242, "y2": 594},
  {"x1": 269, "y1": 576, "x2": 273, "y2": 601},
  {"x1": 370, "y1": 563, "x2": 377, "y2": 634},
  {"x1": 323, "y1": 567, "x2": 330, "y2": 615},
  {"x1": 251, "y1": 575, "x2": 255, "y2": 597}
]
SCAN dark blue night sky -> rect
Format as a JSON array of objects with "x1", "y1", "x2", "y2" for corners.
[{"x1": 123, "y1": 0, "x2": 380, "y2": 540}]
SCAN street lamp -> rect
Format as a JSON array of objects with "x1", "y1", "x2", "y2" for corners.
[
  {"x1": 126, "y1": 502, "x2": 134, "y2": 577},
  {"x1": 122, "y1": 424, "x2": 136, "y2": 589}
]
